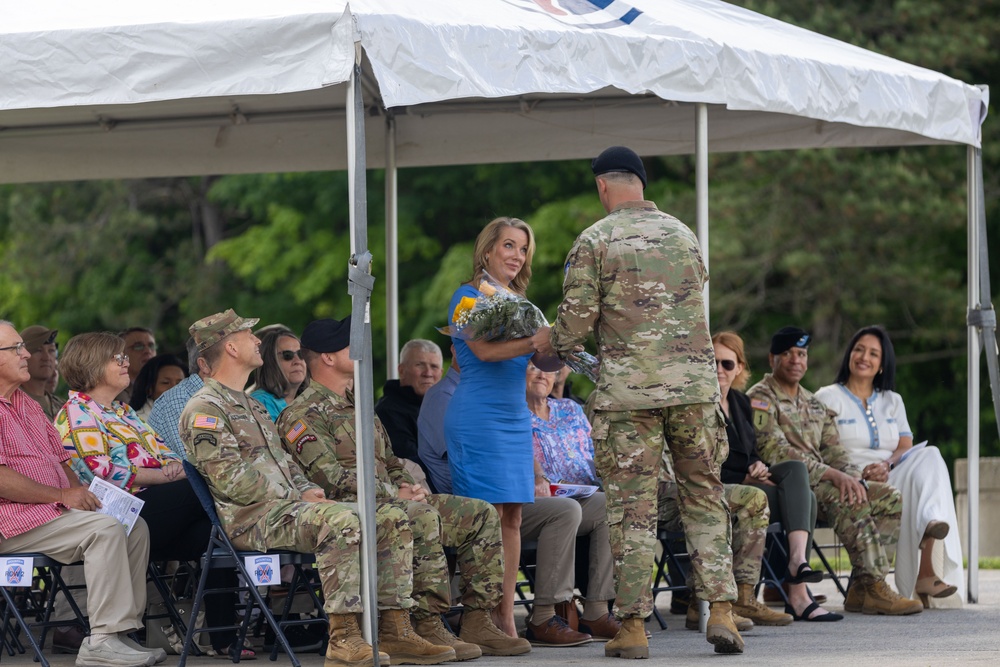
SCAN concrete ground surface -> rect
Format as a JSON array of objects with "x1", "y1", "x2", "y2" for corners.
[{"x1": 5, "y1": 571, "x2": 999, "y2": 666}]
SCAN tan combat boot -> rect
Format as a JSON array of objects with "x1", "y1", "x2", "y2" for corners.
[
  {"x1": 604, "y1": 616, "x2": 648, "y2": 659},
  {"x1": 413, "y1": 614, "x2": 482, "y2": 662},
  {"x1": 685, "y1": 603, "x2": 753, "y2": 632},
  {"x1": 706, "y1": 602, "x2": 744, "y2": 654},
  {"x1": 326, "y1": 613, "x2": 387, "y2": 667},
  {"x1": 860, "y1": 576, "x2": 924, "y2": 616},
  {"x1": 732, "y1": 583, "x2": 793, "y2": 626},
  {"x1": 843, "y1": 580, "x2": 866, "y2": 613},
  {"x1": 378, "y1": 609, "x2": 456, "y2": 665},
  {"x1": 457, "y1": 608, "x2": 530, "y2": 656}
]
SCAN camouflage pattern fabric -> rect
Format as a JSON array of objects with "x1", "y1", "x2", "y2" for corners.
[
  {"x1": 659, "y1": 481, "x2": 769, "y2": 589},
  {"x1": 180, "y1": 377, "x2": 370, "y2": 614},
  {"x1": 278, "y1": 379, "x2": 503, "y2": 615},
  {"x1": 549, "y1": 201, "x2": 720, "y2": 411},
  {"x1": 747, "y1": 374, "x2": 901, "y2": 578},
  {"x1": 590, "y1": 402, "x2": 736, "y2": 617}
]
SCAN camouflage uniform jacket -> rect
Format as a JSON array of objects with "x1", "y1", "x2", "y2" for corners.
[
  {"x1": 746, "y1": 373, "x2": 862, "y2": 487},
  {"x1": 549, "y1": 200, "x2": 720, "y2": 411},
  {"x1": 180, "y1": 377, "x2": 319, "y2": 539},
  {"x1": 276, "y1": 379, "x2": 414, "y2": 502}
]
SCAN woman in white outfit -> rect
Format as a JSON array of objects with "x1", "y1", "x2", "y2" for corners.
[{"x1": 816, "y1": 325, "x2": 963, "y2": 607}]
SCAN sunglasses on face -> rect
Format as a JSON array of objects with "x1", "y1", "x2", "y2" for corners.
[
  {"x1": 279, "y1": 350, "x2": 304, "y2": 361},
  {"x1": 716, "y1": 359, "x2": 736, "y2": 371}
]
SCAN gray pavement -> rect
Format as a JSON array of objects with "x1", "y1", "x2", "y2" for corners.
[{"x1": 6, "y1": 572, "x2": 999, "y2": 667}]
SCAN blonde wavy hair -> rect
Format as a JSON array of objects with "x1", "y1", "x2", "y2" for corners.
[{"x1": 469, "y1": 217, "x2": 535, "y2": 295}]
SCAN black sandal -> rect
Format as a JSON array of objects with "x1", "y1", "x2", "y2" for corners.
[
  {"x1": 785, "y1": 601, "x2": 843, "y2": 622},
  {"x1": 786, "y1": 563, "x2": 823, "y2": 585}
]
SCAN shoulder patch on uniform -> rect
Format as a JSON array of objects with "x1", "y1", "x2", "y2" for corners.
[
  {"x1": 194, "y1": 433, "x2": 218, "y2": 448},
  {"x1": 750, "y1": 398, "x2": 770, "y2": 411},
  {"x1": 753, "y1": 409, "x2": 769, "y2": 429},
  {"x1": 193, "y1": 414, "x2": 219, "y2": 430},
  {"x1": 295, "y1": 434, "x2": 317, "y2": 454},
  {"x1": 285, "y1": 420, "x2": 308, "y2": 444}
]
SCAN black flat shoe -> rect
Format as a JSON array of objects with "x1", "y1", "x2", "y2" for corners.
[
  {"x1": 784, "y1": 601, "x2": 843, "y2": 622},
  {"x1": 787, "y1": 563, "x2": 824, "y2": 585}
]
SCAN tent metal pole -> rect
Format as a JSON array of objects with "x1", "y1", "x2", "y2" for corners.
[
  {"x1": 966, "y1": 145, "x2": 985, "y2": 603},
  {"x1": 347, "y1": 43, "x2": 382, "y2": 656},
  {"x1": 386, "y1": 115, "x2": 399, "y2": 378},
  {"x1": 695, "y1": 103, "x2": 709, "y2": 318}
]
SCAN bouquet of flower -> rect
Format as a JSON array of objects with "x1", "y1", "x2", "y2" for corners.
[
  {"x1": 439, "y1": 272, "x2": 601, "y2": 382},
  {"x1": 439, "y1": 272, "x2": 547, "y2": 342}
]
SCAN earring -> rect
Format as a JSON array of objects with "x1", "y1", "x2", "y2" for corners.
[{"x1": 878, "y1": 368, "x2": 883, "y2": 375}]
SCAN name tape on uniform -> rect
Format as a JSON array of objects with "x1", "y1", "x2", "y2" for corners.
[
  {"x1": 1, "y1": 556, "x2": 34, "y2": 587},
  {"x1": 244, "y1": 554, "x2": 280, "y2": 586}
]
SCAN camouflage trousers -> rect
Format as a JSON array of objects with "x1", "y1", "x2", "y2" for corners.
[
  {"x1": 659, "y1": 483, "x2": 769, "y2": 589},
  {"x1": 229, "y1": 499, "x2": 376, "y2": 615},
  {"x1": 813, "y1": 479, "x2": 901, "y2": 579},
  {"x1": 387, "y1": 494, "x2": 503, "y2": 619},
  {"x1": 373, "y1": 501, "x2": 416, "y2": 611},
  {"x1": 591, "y1": 403, "x2": 736, "y2": 618}
]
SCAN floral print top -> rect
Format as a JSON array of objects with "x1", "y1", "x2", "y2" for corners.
[
  {"x1": 530, "y1": 397, "x2": 600, "y2": 486},
  {"x1": 56, "y1": 390, "x2": 179, "y2": 493}
]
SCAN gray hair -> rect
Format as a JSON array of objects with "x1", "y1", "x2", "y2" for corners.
[
  {"x1": 0, "y1": 319, "x2": 15, "y2": 331},
  {"x1": 400, "y1": 339, "x2": 442, "y2": 365},
  {"x1": 185, "y1": 336, "x2": 200, "y2": 375}
]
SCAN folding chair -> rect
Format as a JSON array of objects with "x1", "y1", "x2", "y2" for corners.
[
  {"x1": 178, "y1": 462, "x2": 327, "y2": 667},
  {"x1": 758, "y1": 523, "x2": 790, "y2": 606},
  {"x1": 810, "y1": 519, "x2": 851, "y2": 597},
  {"x1": 0, "y1": 554, "x2": 87, "y2": 667},
  {"x1": 650, "y1": 528, "x2": 690, "y2": 630},
  {"x1": 513, "y1": 540, "x2": 539, "y2": 614}
]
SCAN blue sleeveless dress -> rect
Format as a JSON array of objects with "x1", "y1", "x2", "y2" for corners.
[{"x1": 444, "y1": 284, "x2": 534, "y2": 503}]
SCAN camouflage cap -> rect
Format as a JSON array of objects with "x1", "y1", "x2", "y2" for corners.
[
  {"x1": 20, "y1": 325, "x2": 58, "y2": 352},
  {"x1": 189, "y1": 309, "x2": 259, "y2": 352}
]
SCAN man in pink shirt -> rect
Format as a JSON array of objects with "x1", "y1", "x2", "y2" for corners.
[{"x1": 0, "y1": 320, "x2": 158, "y2": 667}]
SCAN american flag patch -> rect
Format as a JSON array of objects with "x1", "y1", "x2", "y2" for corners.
[
  {"x1": 750, "y1": 399, "x2": 770, "y2": 411},
  {"x1": 193, "y1": 414, "x2": 219, "y2": 429},
  {"x1": 285, "y1": 420, "x2": 307, "y2": 444}
]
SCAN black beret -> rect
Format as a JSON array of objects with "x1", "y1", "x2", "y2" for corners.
[
  {"x1": 591, "y1": 146, "x2": 647, "y2": 189},
  {"x1": 301, "y1": 316, "x2": 352, "y2": 354},
  {"x1": 770, "y1": 326, "x2": 810, "y2": 355}
]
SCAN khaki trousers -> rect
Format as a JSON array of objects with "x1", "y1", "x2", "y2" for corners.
[{"x1": 0, "y1": 510, "x2": 149, "y2": 634}]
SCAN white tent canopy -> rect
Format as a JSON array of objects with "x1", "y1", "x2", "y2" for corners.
[
  {"x1": 0, "y1": 0, "x2": 989, "y2": 608},
  {"x1": 0, "y1": 0, "x2": 986, "y2": 182}
]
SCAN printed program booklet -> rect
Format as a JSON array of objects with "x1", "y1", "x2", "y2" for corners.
[
  {"x1": 549, "y1": 483, "x2": 599, "y2": 499},
  {"x1": 88, "y1": 477, "x2": 145, "y2": 535}
]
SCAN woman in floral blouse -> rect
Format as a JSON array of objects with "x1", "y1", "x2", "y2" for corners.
[{"x1": 56, "y1": 332, "x2": 250, "y2": 660}]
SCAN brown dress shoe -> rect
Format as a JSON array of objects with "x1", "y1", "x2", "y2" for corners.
[
  {"x1": 52, "y1": 625, "x2": 86, "y2": 654},
  {"x1": 525, "y1": 616, "x2": 592, "y2": 647}
]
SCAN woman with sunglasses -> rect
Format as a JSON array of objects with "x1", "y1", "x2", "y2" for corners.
[
  {"x1": 250, "y1": 328, "x2": 308, "y2": 421},
  {"x1": 712, "y1": 331, "x2": 841, "y2": 622},
  {"x1": 55, "y1": 332, "x2": 252, "y2": 660}
]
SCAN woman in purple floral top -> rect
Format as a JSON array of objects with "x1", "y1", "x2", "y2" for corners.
[
  {"x1": 56, "y1": 332, "x2": 250, "y2": 659},
  {"x1": 527, "y1": 365, "x2": 599, "y2": 487}
]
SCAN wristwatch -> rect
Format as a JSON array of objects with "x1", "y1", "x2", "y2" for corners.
[{"x1": 887, "y1": 461, "x2": 895, "y2": 471}]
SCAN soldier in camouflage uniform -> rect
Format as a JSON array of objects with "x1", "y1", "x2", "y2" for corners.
[
  {"x1": 179, "y1": 309, "x2": 398, "y2": 667},
  {"x1": 277, "y1": 316, "x2": 530, "y2": 661},
  {"x1": 747, "y1": 326, "x2": 922, "y2": 616},
  {"x1": 538, "y1": 146, "x2": 742, "y2": 656}
]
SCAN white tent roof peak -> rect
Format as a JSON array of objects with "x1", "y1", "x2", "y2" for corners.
[{"x1": 0, "y1": 0, "x2": 987, "y2": 183}]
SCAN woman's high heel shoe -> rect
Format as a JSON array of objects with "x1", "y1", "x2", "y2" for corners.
[
  {"x1": 914, "y1": 576, "x2": 958, "y2": 608},
  {"x1": 919, "y1": 520, "x2": 950, "y2": 549}
]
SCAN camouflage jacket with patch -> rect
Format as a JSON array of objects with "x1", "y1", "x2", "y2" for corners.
[
  {"x1": 180, "y1": 377, "x2": 318, "y2": 538},
  {"x1": 549, "y1": 200, "x2": 720, "y2": 411},
  {"x1": 746, "y1": 373, "x2": 861, "y2": 486},
  {"x1": 277, "y1": 379, "x2": 414, "y2": 502}
]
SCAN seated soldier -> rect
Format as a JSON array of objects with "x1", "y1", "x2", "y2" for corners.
[
  {"x1": 179, "y1": 309, "x2": 410, "y2": 667},
  {"x1": 19, "y1": 324, "x2": 63, "y2": 421},
  {"x1": 417, "y1": 347, "x2": 595, "y2": 646},
  {"x1": 0, "y1": 320, "x2": 161, "y2": 667},
  {"x1": 278, "y1": 317, "x2": 531, "y2": 659},
  {"x1": 374, "y1": 339, "x2": 443, "y2": 485},
  {"x1": 747, "y1": 326, "x2": 922, "y2": 616}
]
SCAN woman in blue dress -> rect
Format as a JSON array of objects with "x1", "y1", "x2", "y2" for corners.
[{"x1": 445, "y1": 216, "x2": 559, "y2": 636}]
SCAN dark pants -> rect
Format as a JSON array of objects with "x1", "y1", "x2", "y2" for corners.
[
  {"x1": 136, "y1": 480, "x2": 237, "y2": 651},
  {"x1": 750, "y1": 460, "x2": 817, "y2": 580}
]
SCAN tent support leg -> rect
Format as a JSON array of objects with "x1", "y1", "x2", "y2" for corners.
[
  {"x1": 695, "y1": 103, "x2": 709, "y2": 318},
  {"x1": 385, "y1": 115, "x2": 399, "y2": 378}
]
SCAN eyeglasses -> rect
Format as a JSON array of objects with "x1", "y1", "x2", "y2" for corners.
[
  {"x1": 279, "y1": 350, "x2": 304, "y2": 361},
  {"x1": 113, "y1": 353, "x2": 130, "y2": 367},
  {"x1": 128, "y1": 342, "x2": 157, "y2": 353},
  {"x1": 0, "y1": 342, "x2": 27, "y2": 355},
  {"x1": 716, "y1": 359, "x2": 736, "y2": 371}
]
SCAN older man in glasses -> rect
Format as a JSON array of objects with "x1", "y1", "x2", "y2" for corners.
[
  {"x1": 115, "y1": 327, "x2": 157, "y2": 403},
  {"x1": 0, "y1": 320, "x2": 158, "y2": 667}
]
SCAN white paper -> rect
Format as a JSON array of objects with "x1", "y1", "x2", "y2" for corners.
[
  {"x1": 550, "y1": 483, "x2": 598, "y2": 499},
  {"x1": 88, "y1": 477, "x2": 144, "y2": 535},
  {"x1": 1, "y1": 556, "x2": 34, "y2": 587},
  {"x1": 897, "y1": 441, "x2": 928, "y2": 466},
  {"x1": 244, "y1": 554, "x2": 281, "y2": 586}
]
